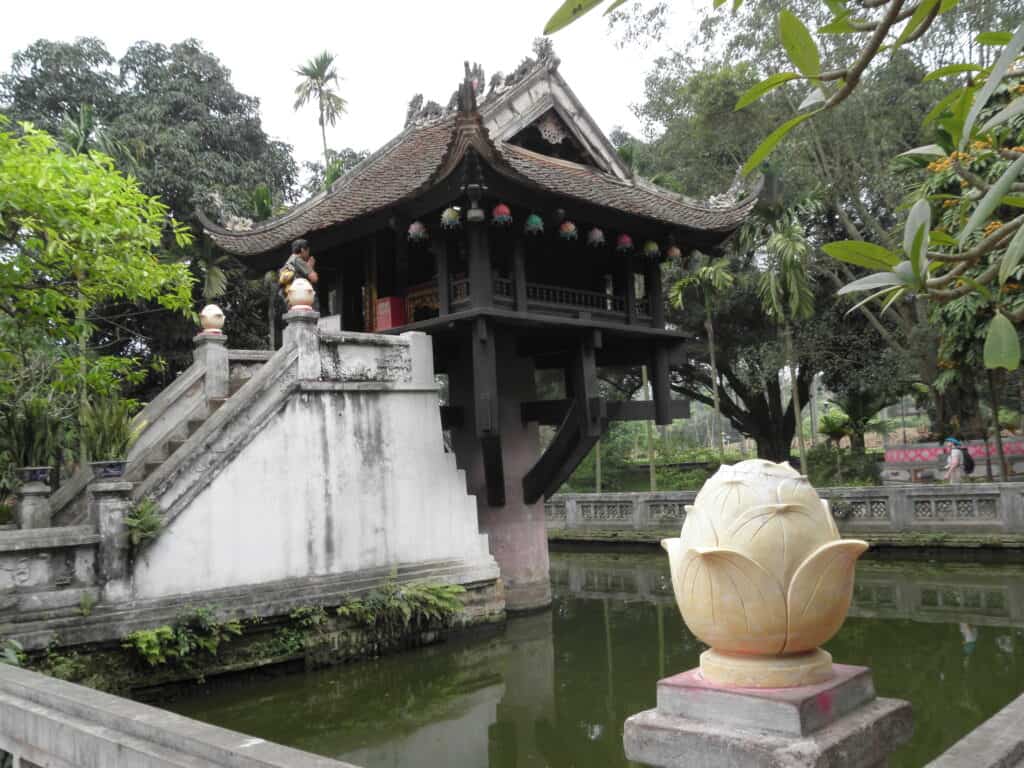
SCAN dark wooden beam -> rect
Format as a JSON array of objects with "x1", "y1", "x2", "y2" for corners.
[
  {"x1": 646, "y1": 258, "x2": 665, "y2": 328},
  {"x1": 435, "y1": 241, "x2": 450, "y2": 316},
  {"x1": 440, "y1": 405, "x2": 464, "y2": 430},
  {"x1": 522, "y1": 400, "x2": 606, "y2": 504},
  {"x1": 521, "y1": 398, "x2": 690, "y2": 426},
  {"x1": 471, "y1": 317, "x2": 499, "y2": 437},
  {"x1": 481, "y1": 435, "x2": 506, "y2": 507},
  {"x1": 624, "y1": 252, "x2": 636, "y2": 325},
  {"x1": 394, "y1": 223, "x2": 409, "y2": 300},
  {"x1": 512, "y1": 239, "x2": 528, "y2": 312},
  {"x1": 466, "y1": 218, "x2": 492, "y2": 308},
  {"x1": 651, "y1": 344, "x2": 672, "y2": 425}
]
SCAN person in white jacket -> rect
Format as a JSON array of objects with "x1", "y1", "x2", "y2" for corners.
[{"x1": 943, "y1": 437, "x2": 964, "y2": 484}]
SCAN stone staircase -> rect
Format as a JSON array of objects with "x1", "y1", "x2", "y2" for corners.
[{"x1": 125, "y1": 396, "x2": 229, "y2": 486}]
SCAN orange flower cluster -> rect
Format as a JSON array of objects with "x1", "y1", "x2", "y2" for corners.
[
  {"x1": 970, "y1": 140, "x2": 991, "y2": 151},
  {"x1": 983, "y1": 221, "x2": 1004, "y2": 237},
  {"x1": 927, "y1": 157, "x2": 953, "y2": 172},
  {"x1": 943, "y1": 199, "x2": 959, "y2": 208}
]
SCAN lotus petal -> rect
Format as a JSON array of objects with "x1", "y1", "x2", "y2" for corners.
[
  {"x1": 722, "y1": 499, "x2": 837, "y2": 587},
  {"x1": 784, "y1": 539, "x2": 869, "y2": 653},
  {"x1": 671, "y1": 546, "x2": 788, "y2": 655}
]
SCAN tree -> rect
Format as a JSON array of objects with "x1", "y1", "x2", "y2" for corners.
[
  {"x1": 293, "y1": 52, "x2": 348, "y2": 168},
  {"x1": 0, "y1": 116, "x2": 193, "y2": 395},
  {"x1": 671, "y1": 255, "x2": 734, "y2": 460}
]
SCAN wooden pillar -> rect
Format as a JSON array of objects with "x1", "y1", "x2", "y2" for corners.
[
  {"x1": 394, "y1": 225, "x2": 409, "y2": 300},
  {"x1": 624, "y1": 254, "x2": 637, "y2": 324},
  {"x1": 436, "y1": 241, "x2": 450, "y2": 316},
  {"x1": 646, "y1": 258, "x2": 665, "y2": 328},
  {"x1": 472, "y1": 317, "x2": 504, "y2": 506},
  {"x1": 366, "y1": 239, "x2": 378, "y2": 331},
  {"x1": 651, "y1": 344, "x2": 671, "y2": 426},
  {"x1": 330, "y1": 267, "x2": 344, "y2": 320},
  {"x1": 513, "y1": 238, "x2": 528, "y2": 312},
  {"x1": 467, "y1": 220, "x2": 493, "y2": 308}
]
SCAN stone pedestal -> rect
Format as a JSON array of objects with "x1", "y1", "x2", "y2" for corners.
[
  {"x1": 192, "y1": 331, "x2": 229, "y2": 400},
  {"x1": 92, "y1": 481, "x2": 134, "y2": 602},
  {"x1": 15, "y1": 481, "x2": 51, "y2": 529},
  {"x1": 283, "y1": 309, "x2": 320, "y2": 380},
  {"x1": 624, "y1": 665, "x2": 912, "y2": 768}
]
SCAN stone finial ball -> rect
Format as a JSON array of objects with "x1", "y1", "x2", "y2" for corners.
[
  {"x1": 199, "y1": 304, "x2": 225, "y2": 332},
  {"x1": 287, "y1": 277, "x2": 316, "y2": 310}
]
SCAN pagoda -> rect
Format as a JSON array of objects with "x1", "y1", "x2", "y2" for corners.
[{"x1": 201, "y1": 54, "x2": 756, "y2": 610}]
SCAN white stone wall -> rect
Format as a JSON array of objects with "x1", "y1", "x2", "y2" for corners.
[{"x1": 132, "y1": 333, "x2": 494, "y2": 600}]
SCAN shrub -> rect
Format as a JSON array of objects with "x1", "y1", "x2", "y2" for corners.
[
  {"x1": 122, "y1": 606, "x2": 241, "y2": 666},
  {"x1": 806, "y1": 443, "x2": 881, "y2": 487},
  {"x1": 80, "y1": 398, "x2": 143, "y2": 461},
  {"x1": 337, "y1": 582, "x2": 466, "y2": 634}
]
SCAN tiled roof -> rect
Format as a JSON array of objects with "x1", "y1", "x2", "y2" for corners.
[
  {"x1": 203, "y1": 89, "x2": 755, "y2": 257},
  {"x1": 497, "y1": 144, "x2": 756, "y2": 233},
  {"x1": 203, "y1": 117, "x2": 457, "y2": 257}
]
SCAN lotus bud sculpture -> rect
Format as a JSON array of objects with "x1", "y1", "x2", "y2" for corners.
[{"x1": 663, "y1": 459, "x2": 868, "y2": 688}]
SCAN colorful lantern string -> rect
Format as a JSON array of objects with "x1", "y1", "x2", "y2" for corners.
[
  {"x1": 407, "y1": 221, "x2": 429, "y2": 243},
  {"x1": 559, "y1": 220, "x2": 578, "y2": 241},
  {"x1": 643, "y1": 240, "x2": 661, "y2": 258},
  {"x1": 587, "y1": 227, "x2": 606, "y2": 248},
  {"x1": 616, "y1": 233, "x2": 634, "y2": 253},
  {"x1": 441, "y1": 207, "x2": 461, "y2": 230},
  {"x1": 666, "y1": 244, "x2": 683, "y2": 260},
  {"x1": 524, "y1": 213, "x2": 545, "y2": 235},
  {"x1": 492, "y1": 203, "x2": 513, "y2": 226}
]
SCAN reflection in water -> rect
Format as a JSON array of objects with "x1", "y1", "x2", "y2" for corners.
[{"x1": 167, "y1": 553, "x2": 1024, "y2": 767}]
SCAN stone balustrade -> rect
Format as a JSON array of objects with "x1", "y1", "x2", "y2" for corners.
[
  {"x1": 0, "y1": 663, "x2": 359, "y2": 768},
  {"x1": 546, "y1": 482, "x2": 1024, "y2": 538}
]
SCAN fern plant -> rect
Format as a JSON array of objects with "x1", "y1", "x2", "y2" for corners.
[
  {"x1": 125, "y1": 498, "x2": 162, "y2": 548},
  {"x1": 0, "y1": 397, "x2": 61, "y2": 468},
  {"x1": 337, "y1": 582, "x2": 466, "y2": 634}
]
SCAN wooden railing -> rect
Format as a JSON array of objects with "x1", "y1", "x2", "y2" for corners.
[{"x1": 398, "y1": 277, "x2": 653, "y2": 325}]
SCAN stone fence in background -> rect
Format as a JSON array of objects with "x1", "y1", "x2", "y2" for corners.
[{"x1": 546, "y1": 482, "x2": 1024, "y2": 539}]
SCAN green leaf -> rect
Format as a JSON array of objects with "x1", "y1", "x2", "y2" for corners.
[
  {"x1": 822, "y1": 240, "x2": 900, "y2": 271},
  {"x1": 938, "y1": 0, "x2": 960, "y2": 12},
  {"x1": 820, "y1": 14, "x2": 858, "y2": 34},
  {"x1": 779, "y1": 9, "x2": 821, "y2": 79},
  {"x1": 956, "y1": 275, "x2": 992, "y2": 302},
  {"x1": 742, "y1": 109, "x2": 820, "y2": 175},
  {"x1": 960, "y1": 155, "x2": 1024, "y2": 246},
  {"x1": 961, "y1": 24, "x2": 1024, "y2": 149},
  {"x1": 1002, "y1": 196, "x2": 1024, "y2": 209},
  {"x1": 930, "y1": 229, "x2": 958, "y2": 246},
  {"x1": 999, "y1": 226, "x2": 1024, "y2": 285},
  {"x1": 895, "y1": 0, "x2": 939, "y2": 47},
  {"x1": 976, "y1": 31, "x2": 1013, "y2": 46},
  {"x1": 923, "y1": 63, "x2": 981, "y2": 81},
  {"x1": 543, "y1": 0, "x2": 604, "y2": 34},
  {"x1": 898, "y1": 144, "x2": 947, "y2": 158},
  {"x1": 735, "y1": 72, "x2": 801, "y2": 110},
  {"x1": 984, "y1": 312, "x2": 1021, "y2": 370},
  {"x1": 603, "y1": 0, "x2": 626, "y2": 14},
  {"x1": 845, "y1": 285, "x2": 902, "y2": 315},
  {"x1": 980, "y1": 96, "x2": 1024, "y2": 133},
  {"x1": 904, "y1": 198, "x2": 931, "y2": 261},
  {"x1": 924, "y1": 86, "x2": 968, "y2": 126},
  {"x1": 836, "y1": 270, "x2": 906, "y2": 295}
]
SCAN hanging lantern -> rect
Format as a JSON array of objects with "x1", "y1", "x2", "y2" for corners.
[
  {"x1": 616, "y1": 233, "x2": 634, "y2": 253},
  {"x1": 587, "y1": 227, "x2": 606, "y2": 248},
  {"x1": 559, "y1": 220, "x2": 578, "y2": 241},
  {"x1": 553, "y1": 208, "x2": 567, "y2": 223},
  {"x1": 492, "y1": 203, "x2": 513, "y2": 226},
  {"x1": 643, "y1": 240, "x2": 661, "y2": 259},
  {"x1": 407, "y1": 220, "x2": 429, "y2": 243},
  {"x1": 441, "y1": 207, "x2": 461, "y2": 230},
  {"x1": 524, "y1": 213, "x2": 545, "y2": 235},
  {"x1": 666, "y1": 244, "x2": 683, "y2": 261}
]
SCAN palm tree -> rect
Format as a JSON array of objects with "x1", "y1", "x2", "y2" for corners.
[
  {"x1": 672, "y1": 255, "x2": 734, "y2": 461},
  {"x1": 747, "y1": 207, "x2": 817, "y2": 474},
  {"x1": 293, "y1": 52, "x2": 347, "y2": 168}
]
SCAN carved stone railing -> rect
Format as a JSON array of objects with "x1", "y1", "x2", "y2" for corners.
[{"x1": 547, "y1": 483, "x2": 1024, "y2": 536}]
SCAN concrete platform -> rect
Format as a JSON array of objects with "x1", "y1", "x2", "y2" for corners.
[{"x1": 625, "y1": 666, "x2": 913, "y2": 768}]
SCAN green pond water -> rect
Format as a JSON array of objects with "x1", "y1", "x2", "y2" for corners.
[{"x1": 166, "y1": 550, "x2": 1024, "y2": 766}]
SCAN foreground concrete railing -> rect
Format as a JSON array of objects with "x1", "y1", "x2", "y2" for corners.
[
  {"x1": 926, "y1": 691, "x2": 1024, "y2": 767},
  {"x1": 546, "y1": 482, "x2": 1024, "y2": 537},
  {"x1": 0, "y1": 663, "x2": 359, "y2": 767}
]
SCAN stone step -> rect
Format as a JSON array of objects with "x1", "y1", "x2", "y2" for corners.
[
  {"x1": 186, "y1": 419, "x2": 205, "y2": 436},
  {"x1": 142, "y1": 461, "x2": 163, "y2": 480},
  {"x1": 166, "y1": 437, "x2": 186, "y2": 455},
  {"x1": 208, "y1": 397, "x2": 228, "y2": 413}
]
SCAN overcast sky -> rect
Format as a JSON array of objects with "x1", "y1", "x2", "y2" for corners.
[{"x1": 2, "y1": 1, "x2": 698, "y2": 171}]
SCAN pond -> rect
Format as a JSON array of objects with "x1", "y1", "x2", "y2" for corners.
[{"x1": 166, "y1": 550, "x2": 1024, "y2": 767}]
